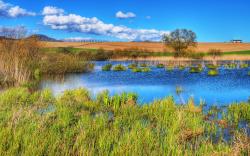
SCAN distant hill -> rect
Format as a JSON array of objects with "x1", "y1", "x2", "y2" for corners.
[{"x1": 27, "y1": 34, "x2": 61, "y2": 42}]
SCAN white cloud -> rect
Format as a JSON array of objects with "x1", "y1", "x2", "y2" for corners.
[
  {"x1": 146, "y1": 16, "x2": 151, "y2": 19},
  {"x1": 42, "y1": 7, "x2": 169, "y2": 41},
  {"x1": 115, "y1": 11, "x2": 136, "y2": 19},
  {"x1": 0, "y1": 0, "x2": 36, "y2": 18},
  {"x1": 42, "y1": 6, "x2": 64, "y2": 15}
]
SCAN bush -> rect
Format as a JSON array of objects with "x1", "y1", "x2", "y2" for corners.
[{"x1": 128, "y1": 63, "x2": 138, "y2": 69}]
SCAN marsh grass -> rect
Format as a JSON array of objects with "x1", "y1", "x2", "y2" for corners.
[
  {"x1": 189, "y1": 66, "x2": 203, "y2": 73},
  {"x1": 113, "y1": 64, "x2": 126, "y2": 71},
  {"x1": 102, "y1": 64, "x2": 113, "y2": 71},
  {"x1": 208, "y1": 69, "x2": 219, "y2": 76},
  {"x1": 0, "y1": 87, "x2": 249, "y2": 155}
]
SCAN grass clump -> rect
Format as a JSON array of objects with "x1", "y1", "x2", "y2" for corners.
[
  {"x1": 206, "y1": 64, "x2": 218, "y2": 69},
  {"x1": 102, "y1": 64, "x2": 112, "y2": 71},
  {"x1": 248, "y1": 71, "x2": 250, "y2": 76},
  {"x1": 240, "y1": 63, "x2": 249, "y2": 69},
  {"x1": 140, "y1": 63, "x2": 148, "y2": 67},
  {"x1": 178, "y1": 65, "x2": 186, "y2": 70},
  {"x1": 113, "y1": 64, "x2": 126, "y2": 71},
  {"x1": 132, "y1": 67, "x2": 142, "y2": 72},
  {"x1": 128, "y1": 63, "x2": 138, "y2": 69},
  {"x1": 156, "y1": 64, "x2": 165, "y2": 68},
  {"x1": 208, "y1": 69, "x2": 219, "y2": 76},
  {"x1": 189, "y1": 66, "x2": 203, "y2": 73},
  {"x1": 166, "y1": 66, "x2": 174, "y2": 72},
  {"x1": 141, "y1": 67, "x2": 151, "y2": 72}
]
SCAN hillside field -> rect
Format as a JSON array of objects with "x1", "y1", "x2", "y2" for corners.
[{"x1": 43, "y1": 42, "x2": 250, "y2": 53}]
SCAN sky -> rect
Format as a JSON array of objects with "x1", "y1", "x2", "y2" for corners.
[{"x1": 0, "y1": 0, "x2": 250, "y2": 42}]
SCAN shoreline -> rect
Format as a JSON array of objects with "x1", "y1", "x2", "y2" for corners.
[{"x1": 111, "y1": 55, "x2": 250, "y2": 61}]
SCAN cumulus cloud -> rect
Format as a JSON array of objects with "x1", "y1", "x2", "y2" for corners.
[
  {"x1": 42, "y1": 7, "x2": 169, "y2": 41},
  {"x1": 42, "y1": 6, "x2": 64, "y2": 15},
  {"x1": 0, "y1": 0, "x2": 35, "y2": 18},
  {"x1": 115, "y1": 11, "x2": 136, "y2": 19}
]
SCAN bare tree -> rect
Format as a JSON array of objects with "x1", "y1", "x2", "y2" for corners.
[{"x1": 163, "y1": 29, "x2": 197, "y2": 57}]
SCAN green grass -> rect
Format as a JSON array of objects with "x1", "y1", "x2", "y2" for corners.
[
  {"x1": 0, "y1": 87, "x2": 249, "y2": 155},
  {"x1": 156, "y1": 64, "x2": 165, "y2": 68}
]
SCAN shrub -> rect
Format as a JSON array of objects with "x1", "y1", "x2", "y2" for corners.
[{"x1": 132, "y1": 68, "x2": 142, "y2": 73}]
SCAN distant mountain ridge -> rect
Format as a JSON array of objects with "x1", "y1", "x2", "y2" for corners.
[{"x1": 28, "y1": 34, "x2": 61, "y2": 42}]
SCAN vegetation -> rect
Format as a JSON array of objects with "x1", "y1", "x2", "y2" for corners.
[
  {"x1": 156, "y1": 64, "x2": 165, "y2": 68},
  {"x1": 102, "y1": 64, "x2": 113, "y2": 71},
  {"x1": 166, "y1": 66, "x2": 174, "y2": 72},
  {"x1": 0, "y1": 87, "x2": 249, "y2": 155},
  {"x1": 208, "y1": 69, "x2": 219, "y2": 76},
  {"x1": 141, "y1": 67, "x2": 151, "y2": 72},
  {"x1": 113, "y1": 64, "x2": 126, "y2": 71},
  {"x1": 208, "y1": 49, "x2": 222, "y2": 59},
  {"x1": 240, "y1": 63, "x2": 249, "y2": 69},
  {"x1": 206, "y1": 64, "x2": 218, "y2": 69},
  {"x1": 132, "y1": 67, "x2": 142, "y2": 72},
  {"x1": 140, "y1": 63, "x2": 148, "y2": 67},
  {"x1": 163, "y1": 29, "x2": 197, "y2": 57},
  {"x1": 128, "y1": 63, "x2": 138, "y2": 69},
  {"x1": 189, "y1": 66, "x2": 203, "y2": 73}
]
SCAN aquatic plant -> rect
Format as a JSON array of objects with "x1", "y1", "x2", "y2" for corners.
[
  {"x1": 166, "y1": 66, "x2": 174, "y2": 72},
  {"x1": 132, "y1": 67, "x2": 142, "y2": 72},
  {"x1": 102, "y1": 64, "x2": 113, "y2": 71},
  {"x1": 206, "y1": 64, "x2": 218, "y2": 69},
  {"x1": 178, "y1": 65, "x2": 186, "y2": 70},
  {"x1": 113, "y1": 64, "x2": 126, "y2": 71},
  {"x1": 208, "y1": 69, "x2": 219, "y2": 76},
  {"x1": 141, "y1": 67, "x2": 151, "y2": 72},
  {"x1": 128, "y1": 63, "x2": 138, "y2": 69},
  {"x1": 189, "y1": 66, "x2": 203, "y2": 73},
  {"x1": 240, "y1": 63, "x2": 249, "y2": 69},
  {"x1": 140, "y1": 63, "x2": 148, "y2": 67},
  {"x1": 248, "y1": 71, "x2": 250, "y2": 76},
  {"x1": 156, "y1": 64, "x2": 165, "y2": 68}
]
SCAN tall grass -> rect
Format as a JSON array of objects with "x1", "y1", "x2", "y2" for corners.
[{"x1": 0, "y1": 87, "x2": 249, "y2": 155}]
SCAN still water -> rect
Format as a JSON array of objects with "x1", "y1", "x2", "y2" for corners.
[{"x1": 40, "y1": 61, "x2": 250, "y2": 105}]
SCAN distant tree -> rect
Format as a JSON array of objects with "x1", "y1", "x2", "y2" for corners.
[{"x1": 163, "y1": 29, "x2": 197, "y2": 57}]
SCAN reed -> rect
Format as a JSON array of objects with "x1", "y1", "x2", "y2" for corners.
[
  {"x1": 208, "y1": 69, "x2": 219, "y2": 76},
  {"x1": 102, "y1": 64, "x2": 113, "y2": 71},
  {"x1": 0, "y1": 87, "x2": 249, "y2": 155},
  {"x1": 113, "y1": 64, "x2": 126, "y2": 71}
]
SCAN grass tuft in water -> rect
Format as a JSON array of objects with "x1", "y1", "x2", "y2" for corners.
[
  {"x1": 113, "y1": 64, "x2": 126, "y2": 71},
  {"x1": 102, "y1": 64, "x2": 113, "y2": 71},
  {"x1": 208, "y1": 69, "x2": 219, "y2": 76}
]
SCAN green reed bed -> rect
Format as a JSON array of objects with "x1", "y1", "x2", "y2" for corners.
[
  {"x1": 102, "y1": 64, "x2": 113, "y2": 71},
  {"x1": 208, "y1": 69, "x2": 219, "y2": 76},
  {"x1": 156, "y1": 64, "x2": 165, "y2": 68},
  {"x1": 0, "y1": 87, "x2": 249, "y2": 155},
  {"x1": 128, "y1": 63, "x2": 138, "y2": 69},
  {"x1": 189, "y1": 66, "x2": 203, "y2": 73},
  {"x1": 113, "y1": 64, "x2": 127, "y2": 71}
]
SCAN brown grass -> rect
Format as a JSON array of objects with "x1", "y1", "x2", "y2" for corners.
[{"x1": 43, "y1": 42, "x2": 250, "y2": 52}]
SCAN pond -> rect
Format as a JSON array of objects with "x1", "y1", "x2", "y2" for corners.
[{"x1": 40, "y1": 61, "x2": 250, "y2": 106}]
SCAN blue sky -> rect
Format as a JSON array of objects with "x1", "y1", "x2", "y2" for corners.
[{"x1": 0, "y1": 0, "x2": 250, "y2": 42}]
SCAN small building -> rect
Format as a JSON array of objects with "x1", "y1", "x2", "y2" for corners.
[{"x1": 231, "y1": 40, "x2": 243, "y2": 43}]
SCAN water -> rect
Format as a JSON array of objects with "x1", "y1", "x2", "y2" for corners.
[{"x1": 40, "y1": 61, "x2": 250, "y2": 106}]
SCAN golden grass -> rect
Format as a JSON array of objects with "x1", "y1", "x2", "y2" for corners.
[{"x1": 43, "y1": 41, "x2": 250, "y2": 52}]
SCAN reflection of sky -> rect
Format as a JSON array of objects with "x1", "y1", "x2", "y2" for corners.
[{"x1": 40, "y1": 61, "x2": 250, "y2": 106}]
